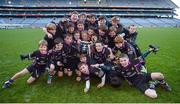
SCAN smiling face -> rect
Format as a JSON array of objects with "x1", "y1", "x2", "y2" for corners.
[
  {"x1": 64, "y1": 36, "x2": 73, "y2": 45},
  {"x1": 88, "y1": 29, "x2": 94, "y2": 35},
  {"x1": 55, "y1": 43, "x2": 63, "y2": 51},
  {"x1": 95, "y1": 42, "x2": 103, "y2": 52},
  {"x1": 47, "y1": 28, "x2": 56, "y2": 35},
  {"x1": 119, "y1": 57, "x2": 129, "y2": 67},
  {"x1": 98, "y1": 29, "x2": 106, "y2": 36},
  {"x1": 80, "y1": 56, "x2": 87, "y2": 63},
  {"x1": 115, "y1": 42, "x2": 124, "y2": 48},
  {"x1": 98, "y1": 19, "x2": 106, "y2": 26},
  {"x1": 90, "y1": 16, "x2": 96, "y2": 24},
  {"x1": 129, "y1": 25, "x2": 136, "y2": 34},
  {"x1": 39, "y1": 44, "x2": 47, "y2": 54},
  {"x1": 71, "y1": 14, "x2": 78, "y2": 22},
  {"x1": 79, "y1": 64, "x2": 89, "y2": 74}
]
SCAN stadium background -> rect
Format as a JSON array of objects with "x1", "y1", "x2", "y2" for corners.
[
  {"x1": 0, "y1": 0, "x2": 180, "y2": 28},
  {"x1": 0, "y1": 0, "x2": 180, "y2": 103}
]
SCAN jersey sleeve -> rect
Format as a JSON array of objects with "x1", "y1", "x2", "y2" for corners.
[{"x1": 29, "y1": 50, "x2": 39, "y2": 59}]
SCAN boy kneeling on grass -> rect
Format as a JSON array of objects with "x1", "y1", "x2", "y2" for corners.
[
  {"x1": 2, "y1": 40, "x2": 49, "y2": 88},
  {"x1": 113, "y1": 53, "x2": 171, "y2": 98}
]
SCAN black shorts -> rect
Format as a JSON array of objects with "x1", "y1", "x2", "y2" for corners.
[
  {"x1": 27, "y1": 64, "x2": 46, "y2": 78},
  {"x1": 50, "y1": 61, "x2": 63, "y2": 72},
  {"x1": 133, "y1": 73, "x2": 152, "y2": 93},
  {"x1": 64, "y1": 57, "x2": 79, "y2": 71}
]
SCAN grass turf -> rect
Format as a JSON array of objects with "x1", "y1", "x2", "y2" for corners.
[{"x1": 0, "y1": 28, "x2": 180, "y2": 103}]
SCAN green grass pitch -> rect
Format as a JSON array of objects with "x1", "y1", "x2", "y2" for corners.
[{"x1": 0, "y1": 28, "x2": 180, "y2": 103}]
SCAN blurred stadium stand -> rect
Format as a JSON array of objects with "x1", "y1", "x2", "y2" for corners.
[{"x1": 0, "y1": 0, "x2": 180, "y2": 28}]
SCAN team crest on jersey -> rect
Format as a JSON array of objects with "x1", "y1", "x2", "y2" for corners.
[{"x1": 132, "y1": 67, "x2": 134, "y2": 70}]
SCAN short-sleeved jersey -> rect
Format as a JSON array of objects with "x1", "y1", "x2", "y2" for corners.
[
  {"x1": 85, "y1": 21, "x2": 98, "y2": 30},
  {"x1": 123, "y1": 29, "x2": 138, "y2": 45},
  {"x1": 91, "y1": 47, "x2": 110, "y2": 64},
  {"x1": 108, "y1": 23, "x2": 124, "y2": 34},
  {"x1": 54, "y1": 24, "x2": 66, "y2": 39},
  {"x1": 98, "y1": 35, "x2": 109, "y2": 46},
  {"x1": 113, "y1": 59, "x2": 144, "y2": 84},
  {"x1": 112, "y1": 41, "x2": 137, "y2": 60},
  {"x1": 44, "y1": 34, "x2": 55, "y2": 50},
  {"x1": 81, "y1": 66, "x2": 105, "y2": 81},
  {"x1": 107, "y1": 36, "x2": 116, "y2": 49},
  {"x1": 63, "y1": 43, "x2": 79, "y2": 58},
  {"x1": 30, "y1": 50, "x2": 49, "y2": 67},
  {"x1": 48, "y1": 49, "x2": 66, "y2": 63}
]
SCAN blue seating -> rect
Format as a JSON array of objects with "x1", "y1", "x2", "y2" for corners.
[{"x1": 0, "y1": 0, "x2": 177, "y2": 8}]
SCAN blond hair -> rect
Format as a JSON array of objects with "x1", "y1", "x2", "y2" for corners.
[
  {"x1": 38, "y1": 39, "x2": 48, "y2": 47},
  {"x1": 114, "y1": 36, "x2": 124, "y2": 43},
  {"x1": 46, "y1": 23, "x2": 56, "y2": 30}
]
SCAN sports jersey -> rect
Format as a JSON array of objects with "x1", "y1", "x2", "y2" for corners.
[
  {"x1": 49, "y1": 49, "x2": 66, "y2": 64},
  {"x1": 91, "y1": 47, "x2": 110, "y2": 64},
  {"x1": 29, "y1": 50, "x2": 49, "y2": 67},
  {"x1": 81, "y1": 66, "x2": 105, "y2": 81},
  {"x1": 112, "y1": 41, "x2": 137, "y2": 59},
  {"x1": 113, "y1": 59, "x2": 145, "y2": 84}
]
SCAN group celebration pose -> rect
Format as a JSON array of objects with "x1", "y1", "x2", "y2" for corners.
[{"x1": 2, "y1": 11, "x2": 171, "y2": 99}]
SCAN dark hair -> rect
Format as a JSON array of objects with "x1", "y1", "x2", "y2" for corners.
[
  {"x1": 98, "y1": 25, "x2": 108, "y2": 32},
  {"x1": 71, "y1": 11, "x2": 78, "y2": 15},
  {"x1": 89, "y1": 14, "x2": 96, "y2": 18},
  {"x1": 111, "y1": 16, "x2": 120, "y2": 22},
  {"x1": 98, "y1": 15, "x2": 106, "y2": 20},
  {"x1": 64, "y1": 33, "x2": 73, "y2": 38},
  {"x1": 67, "y1": 22, "x2": 75, "y2": 28},
  {"x1": 79, "y1": 54, "x2": 87, "y2": 59},
  {"x1": 74, "y1": 30, "x2": 81, "y2": 34},
  {"x1": 79, "y1": 13, "x2": 87, "y2": 17},
  {"x1": 77, "y1": 20, "x2": 84, "y2": 25},
  {"x1": 94, "y1": 40, "x2": 103, "y2": 46},
  {"x1": 78, "y1": 62, "x2": 87, "y2": 70},
  {"x1": 88, "y1": 26, "x2": 95, "y2": 31},
  {"x1": 59, "y1": 17, "x2": 68, "y2": 26},
  {"x1": 54, "y1": 38, "x2": 63, "y2": 44},
  {"x1": 110, "y1": 76, "x2": 122, "y2": 87},
  {"x1": 128, "y1": 24, "x2": 136, "y2": 29}
]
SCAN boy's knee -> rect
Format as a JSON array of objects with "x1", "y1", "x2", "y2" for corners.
[
  {"x1": 68, "y1": 71, "x2": 72, "y2": 76},
  {"x1": 58, "y1": 71, "x2": 63, "y2": 77},
  {"x1": 50, "y1": 64, "x2": 55, "y2": 70},
  {"x1": 145, "y1": 89, "x2": 157, "y2": 99},
  {"x1": 27, "y1": 77, "x2": 36, "y2": 84},
  {"x1": 151, "y1": 72, "x2": 164, "y2": 80},
  {"x1": 158, "y1": 73, "x2": 164, "y2": 79},
  {"x1": 64, "y1": 68, "x2": 68, "y2": 74},
  {"x1": 27, "y1": 80, "x2": 33, "y2": 84}
]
